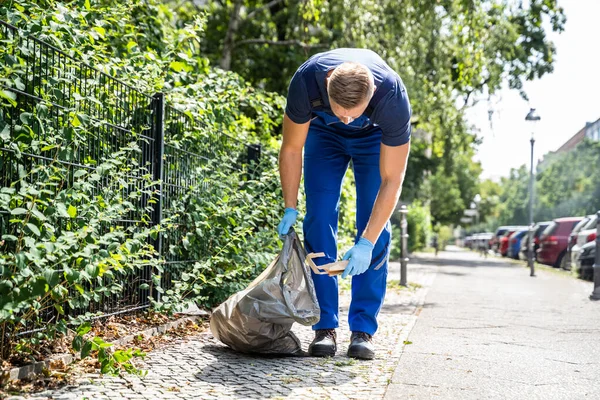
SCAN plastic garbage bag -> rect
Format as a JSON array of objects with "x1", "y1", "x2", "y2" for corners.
[{"x1": 209, "y1": 230, "x2": 321, "y2": 355}]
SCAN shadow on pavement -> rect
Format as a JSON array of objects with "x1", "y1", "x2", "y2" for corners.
[
  {"x1": 412, "y1": 254, "x2": 520, "y2": 270},
  {"x1": 194, "y1": 344, "x2": 354, "y2": 398},
  {"x1": 381, "y1": 301, "x2": 438, "y2": 314}
]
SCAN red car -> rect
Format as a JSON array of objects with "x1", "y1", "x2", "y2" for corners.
[
  {"x1": 537, "y1": 217, "x2": 584, "y2": 267},
  {"x1": 499, "y1": 230, "x2": 518, "y2": 257}
]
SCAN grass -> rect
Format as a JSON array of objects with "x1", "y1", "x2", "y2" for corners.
[
  {"x1": 338, "y1": 277, "x2": 352, "y2": 292},
  {"x1": 495, "y1": 253, "x2": 579, "y2": 279},
  {"x1": 334, "y1": 359, "x2": 356, "y2": 367},
  {"x1": 387, "y1": 280, "x2": 422, "y2": 291}
]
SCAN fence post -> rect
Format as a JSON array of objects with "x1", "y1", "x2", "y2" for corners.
[
  {"x1": 399, "y1": 205, "x2": 409, "y2": 287},
  {"x1": 152, "y1": 93, "x2": 165, "y2": 302},
  {"x1": 246, "y1": 143, "x2": 261, "y2": 179},
  {"x1": 247, "y1": 143, "x2": 261, "y2": 164},
  {"x1": 590, "y1": 210, "x2": 600, "y2": 300}
]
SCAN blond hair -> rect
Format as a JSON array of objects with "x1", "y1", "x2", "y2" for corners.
[{"x1": 327, "y1": 62, "x2": 375, "y2": 109}]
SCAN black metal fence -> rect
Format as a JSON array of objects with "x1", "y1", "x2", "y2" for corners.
[{"x1": 0, "y1": 20, "x2": 261, "y2": 348}]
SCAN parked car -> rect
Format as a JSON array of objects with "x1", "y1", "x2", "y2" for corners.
[
  {"x1": 574, "y1": 240, "x2": 596, "y2": 281},
  {"x1": 567, "y1": 214, "x2": 598, "y2": 271},
  {"x1": 492, "y1": 226, "x2": 515, "y2": 254},
  {"x1": 508, "y1": 228, "x2": 528, "y2": 259},
  {"x1": 565, "y1": 215, "x2": 594, "y2": 270},
  {"x1": 464, "y1": 233, "x2": 494, "y2": 251},
  {"x1": 476, "y1": 232, "x2": 494, "y2": 252},
  {"x1": 537, "y1": 217, "x2": 584, "y2": 267},
  {"x1": 499, "y1": 228, "x2": 525, "y2": 257},
  {"x1": 519, "y1": 221, "x2": 552, "y2": 261}
]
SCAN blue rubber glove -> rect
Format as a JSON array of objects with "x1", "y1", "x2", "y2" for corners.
[
  {"x1": 277, "y1": 207, "x2": 298, "y2": 236},
  {"x1": 341, "y1": 237, "x2": 375, "y2": 279}
]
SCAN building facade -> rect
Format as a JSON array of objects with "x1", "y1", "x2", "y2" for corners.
[
  {"x1": 555, "y1": 117, "x2": 600, "y2": 154},
  {"x1": 585, "y1": 117, "x2": 600, "y2": 141}
]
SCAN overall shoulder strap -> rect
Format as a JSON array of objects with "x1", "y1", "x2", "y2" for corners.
[
  {"x1": 304, "y1": 61, "x2": 325, "y2": 111},
  {"x1": 365, "y1": 71, "x2": 394, "y2": 118}
]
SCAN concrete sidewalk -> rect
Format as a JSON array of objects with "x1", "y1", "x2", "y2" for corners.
[
  {"x1": 7, "y1": 247, "x2": 598, "y2": 399},
  {"x1": 385, "y1": 246, "x2": 599, "y2": 400}
]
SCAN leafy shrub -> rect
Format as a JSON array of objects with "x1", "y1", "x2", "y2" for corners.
[
  {"x1": 0, "y1": 0, "x2": 285, "y2": 368},
  {"x1": 406, "y1": 202, "x2": 432, "y2": 252}
]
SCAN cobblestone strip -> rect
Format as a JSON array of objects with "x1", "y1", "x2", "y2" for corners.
[{"x1": 7, "y1": 260, "x2": 437, "y2": 400}]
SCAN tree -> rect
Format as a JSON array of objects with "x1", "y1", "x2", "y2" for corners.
[
  {"x1": 186, "y1": 0, "x2": 564, "y2": 225},
  {"x1": 483, "y1": 140, "x2": 600, "y2": 227}
]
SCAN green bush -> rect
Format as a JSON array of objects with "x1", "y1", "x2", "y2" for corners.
[
  {"x1": 436, "y1": 225, "x2": 454, "y2": 249},
  {"x1": 406, "y1": 202, "x2": 432, "y2": 252},
  {"x1": 389, "y1": 202, "x2": 432, "y2": 257},
  {"x1": 0, "y1": 0, "x2": 284, "y2": 367}
]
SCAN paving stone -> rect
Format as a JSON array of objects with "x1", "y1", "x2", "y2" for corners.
[{"x1": 5, "y1": 261, "x2": 432, "y2": 400}]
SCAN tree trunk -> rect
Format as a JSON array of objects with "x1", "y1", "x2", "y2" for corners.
[{"x1": 220, "y1": 0, "x2": 243, "y2": 70}]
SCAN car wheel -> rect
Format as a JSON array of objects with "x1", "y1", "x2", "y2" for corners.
[
  {"x1": 555, "y1": 251, "x2": 566, "y2": 269},
  {"x1": 560, "y1": 252, "x2": 571, "y2": 271}
]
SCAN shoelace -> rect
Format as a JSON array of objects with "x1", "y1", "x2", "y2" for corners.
[
  {"x1": 316, "y1": 329, "x2": 336, "y2": 341},
  {"x1": 352, "y1": 331, "x2": 372, "y2": 342}
]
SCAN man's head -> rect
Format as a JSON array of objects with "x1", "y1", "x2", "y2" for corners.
[{"x1": 327, "y1": 62, "x2": 375, "y2": 125}]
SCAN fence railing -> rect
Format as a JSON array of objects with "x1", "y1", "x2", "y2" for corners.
[{"x1": 0, "y1": 20, "x2": 262, "y2": 351}]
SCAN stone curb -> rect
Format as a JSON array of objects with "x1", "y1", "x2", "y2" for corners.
[
  {"x1": 383, "y1": 265, "x2": 437, "y2": 400},
  {"x1": 4, "y1": 315, "x2": 205, "y2": 382}
]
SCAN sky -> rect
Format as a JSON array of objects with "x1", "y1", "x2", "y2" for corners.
[{"x1": 467, "y1": 0, "x2": 600, "y2": 181}]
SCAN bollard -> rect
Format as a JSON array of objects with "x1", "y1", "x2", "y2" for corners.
[
  {"x1": 590, "y1": 210, "x2": 600, "y2": 301},
  {"x1": 528, "y1": 223, "x2": 536, "y2": 277},
  {"x1": 399, "y1": 205, "x2": 409, "y2": 287}
]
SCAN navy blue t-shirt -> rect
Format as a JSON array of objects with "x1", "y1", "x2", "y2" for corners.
[{"x1": 285, "y1": 48, "x2": 411, "y2": 146}]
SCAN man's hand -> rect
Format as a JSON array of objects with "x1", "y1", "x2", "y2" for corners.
[
  {"x1": 341, "y1": 237, "x2": 375, "y2": 279},
  {"x1": 277, "y1": 207, "x2": 298, "y2": 236}
]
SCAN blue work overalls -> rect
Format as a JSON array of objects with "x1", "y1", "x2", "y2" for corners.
[{"x1": 304, "y1": 111, "x2": 391, "y2": 336}]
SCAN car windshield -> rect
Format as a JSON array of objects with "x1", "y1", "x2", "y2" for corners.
[
  {"x1": 572, "y1": 217, "x2": 590, "y2": 234},
  {"x1": 535, "y1": 224, "x2": 548, "y2": 236},
  {"x1": 582, "y1": 215, "x2": 598, "y2": 230}
]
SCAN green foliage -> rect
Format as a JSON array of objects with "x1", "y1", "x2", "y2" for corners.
[
  {"x1": 436, "y1": 225, "x2": 454, "y2": 249},
  {"x1": 154, "y1": 156, "x2": 282, "y2": 311},
  {"x1": 193, "y1": 0, "x2": 563, "y2": 226},
  {"x1": 406, "y1": 202, "x2": 432, "y2": 252},
  {"x1": 482, "y1": 140, "x2": 600, "y2": 227},
  {"x1": 534, "y1": 140, "x2": 600, "y2": 221},
  {"x1": 0, "y1": 145, "x2": 158, "y2": 359},
  {"x1": 337, "y1": 167, "x2": 358, "y2": 251},
  {"x1": 73, "y1": 322, "x2": 147, "y2": 376},
  {"x1": 0, "y1": 0, "x2": 284, "y2": 371},
  {"x1": 428, "y1": 167, "x2": 465, "y2": 226}
]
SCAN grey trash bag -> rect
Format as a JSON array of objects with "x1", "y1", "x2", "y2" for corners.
[{"x1": 209, "y1": 229, "x2": 320, "y2": 355}]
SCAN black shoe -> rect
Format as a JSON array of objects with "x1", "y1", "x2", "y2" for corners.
[
  {"x1": 347, "y1": 331, "x2": 375, "y2": 360},
  {"x1": 308, "y1": 329, "x2": 337, "y2": 357}
]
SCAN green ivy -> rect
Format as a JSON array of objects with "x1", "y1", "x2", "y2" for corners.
[{"x1": 0, "y1": 0, "x2": 286, "y2": 373}]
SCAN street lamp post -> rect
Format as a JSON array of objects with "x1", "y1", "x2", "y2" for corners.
[{"x1": 525, "y1": 108, "x2": 540, "y2": 277}]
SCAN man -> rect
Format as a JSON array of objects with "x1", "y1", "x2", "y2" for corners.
[{"x1": 277, "y1": 48, "x2": 411, "y2": 360}]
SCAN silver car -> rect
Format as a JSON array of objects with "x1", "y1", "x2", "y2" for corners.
[{"x1": 569, "y1": 214, "x2": 598, "y2": 270}]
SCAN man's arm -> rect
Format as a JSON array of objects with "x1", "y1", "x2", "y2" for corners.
[
  {"x1": 361, "y1": 141, "x2": 410, "y2": 244},
  {"x1": 279, "y1": 113, "x2": 310, "y2": 209}
]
